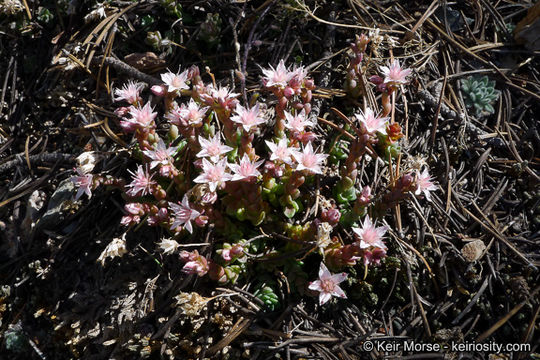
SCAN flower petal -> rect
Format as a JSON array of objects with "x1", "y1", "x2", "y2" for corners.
[
  {"x1": 319, "y1": 292, "x2": 332, "y2": 305},
  {"x1": 332, "y1": 285, "x2": 347, "y2": 299},
  {"x1": 330, "y1": 272, "x2": 348, "y2": 284}
]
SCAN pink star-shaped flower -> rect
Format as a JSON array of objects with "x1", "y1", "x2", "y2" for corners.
[
  {"x1": 121, "y1": 102, "x2": 157, "y2": 132},
  {"x1": 114, "y1": 80, "x2": 144, "y2": 105},
  {"x1": 70, "y1": 167, "x2": 93, "y2": 200},
  {"x1": 229, "y1": 154, "x2": 264, "y2": 181},
  {"x1": 169, "y1": 195, "x2": 201, "y2": 234},
  {"x1": 180, "y1": 99, "x2": 209, "y2": 126},
  {"x1": 231, "y1": 103, "x2": 266, "y2": 132},
  {"x1": 265, "y1": 138, "x2": 296, "y2": 165},
  {"x1": 126, "y1": 165, "x2": 156, "y2": 197},
  {"x1": 193, "y1": 158, "x2": 232, "y2": 192},
  {"x1": 415, "y1": 168, "x2": 437, "y2": 201},
  {"x1": 161, "y1": 69, "x2": 189, "y2": 93},
  {"x1": 196, "y1": 135, "x2": 233, "y2": 163},
  {"x1": 380, "y1": 59, "x2": 412, "y2": 86},
  {"x1": 210, "y1": 85, "x2": 239, "y2": 103},
  {"x1": 352, "y1": 215, "x2": 387, "y2": 251},
  {"x1": 289, "y1": 64, "x2": 308, "y2": 87},
  {"x1": 199, "y1": 84, "x2": 239, "y2": 110},
  {"x1": 142, "y1": 139, "x2": 179, "y2": 169},
  {"x1": 284, "y1": 109, "x2": 314, "y2": 133},
  {"x1": 355, "y1": 107, "x2": 389, "y2": 135},
  {"x1": 308, "y1": 262, "x2": 348, "y2": 305},
  {"x1": 291, "y1": 142, "x2": 328, "y2": 174},
  {"x1": 262, "y1": 59, "x2": 292, "y2": 88}
]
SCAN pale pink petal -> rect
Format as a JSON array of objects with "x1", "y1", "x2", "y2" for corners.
[
  {"x1": 332, "y1": 285, "x2": 347, "y2": 299},
  {"x1": 330, "y1": 272, "x2": 348, "y2": 284},
  {"x1": 308, "y1": 280, "x2": 323, "y2": 292},
  {"x1": 319, "y1": 292, "x2": 332, "y2": 305}
]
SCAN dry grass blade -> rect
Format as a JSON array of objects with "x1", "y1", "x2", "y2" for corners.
[
  {"x1": 20, "y1": 0, "x2": 32, "y2": 20},
  {"x1": 426, "y1": 18, "x2": 492, "y2": 67},
  {"x1": 24, "y1": 135, "x2": 32, "y2": 174},
  {"x1": 96, "y1": 25, "x2": 117, "y2": 96},
  {"x1": 100, "y1": 117, "x2": 128, "y2": 148},
  {"x1": 318, "y1": 117, "x2": 355, "y2": 140},
  {"x1": 84, "y1": 3, "x2": 138, "y2": 68},
  {"x1": 401, "y1": 0, "x2": 439, "y2": 43},
  {"x1": 290, "y1": 0, "x2": 404, "y2": 33}
]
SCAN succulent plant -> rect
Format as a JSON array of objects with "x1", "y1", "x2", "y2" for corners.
[
  {"x1": 254, "y1": 283, "x2": 280, "y2": 311},
  {"x1": 70, "y1": 54, "x2": 436, "y2": 305},
  {"x1": 198, "y1": 13, "x2": 222, "y2": 47},
  {"x1": 461, "y1": 75, "x2": 500, "y2": 115},
  {"x1": 4, "y1": 322, "x2": 27, "y2": 354}
]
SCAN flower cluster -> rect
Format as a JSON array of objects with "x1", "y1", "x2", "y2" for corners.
[
  {"x1": 70, "y1": 42, "x2": 436, "y2": 306},
  {"x1": 262, "y1": 60, "x2": 315, "y2": 139}
]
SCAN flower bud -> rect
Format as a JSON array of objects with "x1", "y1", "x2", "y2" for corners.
[
  {"x1": 148, "y1": 204, "x2": 159, "y2": 215},
  {"x1": 125, "y1": 203, "x2": 144, "y2": 215},
  {"x1": 120, "y1": 215, "x2": 140, "y2": 226},
  {"x1": 303, "y1": 102, "x2": 311, "y2": 114},
  {"x1": 283, "y1": 87, "x2": 294, "y2": 98},
  {"x1": 362, "y1": 247, "x2": 387, "y2": 266},
  {"x1": 398, "y1": 173, "x2": 415, "y2": 191},
  {"x1": 321, "y1": 208, "x2": 341, "y2": 226},
  {"x1": 187, "y1": 65, "x2": 200, "y2": 80},
  {"x1": 201, "y1": 191, "x2": 217, "y2": 205},
  {"x1": 221, "y1": 248, "x2": 232, "y2": 261},
  {"x1": 369, "y1": 75, "x2": 384, "y2": 85},
  {"x1": 230, "y1": 244, "x2": 243, "y2": 257},
  {"x1": 179, "y1": 250, "x2": 192, "y2": 261},
  {"x1": 278, "y1": 96, "x2": 288, "y2": 110},
  {"x1": 357, "y1": 186, "x2": 372, "y2": 205},
  {"x1": 359, "y1": 33, "x2": 370, "y2": 46},
  {"x1": 115, "y1": 106, "x2": 130, "y2": 117},
  {"x1": 151, "y1": 85, "x2": 166, "y2": 97},
  {"x1": 157, "y1": 207, "x2": 168, "y2": 219},
  {"x1": 168, "y1": 124, "x2": 179, "y2": 139},
  {"x1": 386, "y1": 122, "x2": 403, "y2": 142},
  {"x1": 195, "y1": 215, "x2": 208, "y2": 227},
  {"x1": 293, "y1": 102, "x2": 304, "y2": 110},
  {"x1": 154, "y1": 187, "x2": 167, "y2": 200},
  {"x1": 296, "y1": 131, "x2": 317, "y2": 144},
  {"x1": 159, "y1": 164, "x2": 174, "y2": 178},
  {"x1": 304, "y1": 79, "x2": 315, "y2": 90},
  {"x1": 182, "y1": 258, "x2": 208, "y2": 276}
]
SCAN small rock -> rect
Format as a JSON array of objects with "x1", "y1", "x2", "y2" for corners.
[{"x1": 461, "y1": 240, "x2": 486, "y2": 262}]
